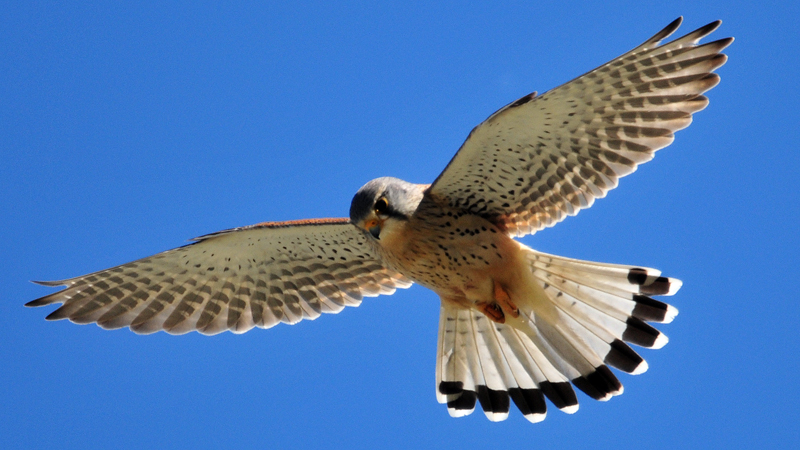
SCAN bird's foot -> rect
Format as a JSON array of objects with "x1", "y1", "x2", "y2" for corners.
[
  {"x1": 493, "y1": 282, "x2": 520, "y2": 319},
  {"x1": 478, "y1": 301, "x2": 505, "y2": 323}
]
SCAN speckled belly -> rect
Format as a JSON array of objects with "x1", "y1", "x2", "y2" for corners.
[{"x1": 375, "y1": 206, "x2": 521, "y2": 302}]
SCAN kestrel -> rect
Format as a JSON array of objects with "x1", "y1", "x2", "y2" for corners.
[{"x1": 27, "y1": 18, "x2": 731, "y2": 423}]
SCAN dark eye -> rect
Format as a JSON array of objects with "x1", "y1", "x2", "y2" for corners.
[{"x1": 374, "y1": 198, "x2": 389, "y2": 215}]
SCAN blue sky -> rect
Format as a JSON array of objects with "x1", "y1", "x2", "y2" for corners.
[{"x1": 2, "y1": 1, "x2": 798, "y2": 449}]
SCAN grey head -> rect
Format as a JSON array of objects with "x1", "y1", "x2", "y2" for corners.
[{"x1": 349, "y1": 177, "x2": 426, "y2": 239}]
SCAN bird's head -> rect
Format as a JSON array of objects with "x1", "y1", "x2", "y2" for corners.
[{"x1": 349, "y1": 177, "x2": 425, "y2": 241}]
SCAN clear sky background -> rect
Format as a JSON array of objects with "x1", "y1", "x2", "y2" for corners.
[{"x1": 2, "y1": 1, "x2": 798, "y2": 449}]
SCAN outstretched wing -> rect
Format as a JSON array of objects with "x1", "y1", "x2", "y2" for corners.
[
  {"x1": 426, "y1": 18, "x2": 732, "y2": 237},
  {"x1": 27, "y1": 218, "x2": 412, "y2": 335}
]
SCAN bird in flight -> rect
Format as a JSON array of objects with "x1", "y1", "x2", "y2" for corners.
[{"x1": 27, "y1": 17, "x2": 731, "y2": 423}]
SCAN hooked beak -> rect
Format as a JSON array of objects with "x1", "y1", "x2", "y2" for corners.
[
  {"x1": 365, "y1": 218, "x2": 382, "y2": 239},
  {"x1": 369, "y1": 224, "x2": 381, "y2": 239}
]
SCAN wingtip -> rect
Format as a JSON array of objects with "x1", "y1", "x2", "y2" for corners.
[
  {"x1": 711, "y1": 36, "x2": 735, "y2": 53},
  {"x1": 652, "y1": 17, "x2": 683, "y2": 44},
  {"x1": 702, "y1": 19, "x2": 723, "y2": 35},
  {"x1": 26, "y1": 283, "x2": 64, "y2": 307},
  {"x1": 24, "y1": 298, "x2": 44, "y2": 308},
  {"x1": 31, "y1": 279, "x2": 65, "y2": 287},
  {"x1": 674, "y1": 19, "x2": 725, "y2": 45},
  {"x1": 639, "y1": 17, "x2": 728, "y2": 53},
  {"x1": 44, "y1": 308, "x2": 68, "y2": 321}
]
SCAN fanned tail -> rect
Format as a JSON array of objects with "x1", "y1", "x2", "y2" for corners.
[{"x1": 435, "y1": 246, "x2": 680, "y2": 422}]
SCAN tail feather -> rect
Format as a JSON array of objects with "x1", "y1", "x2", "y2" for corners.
[
  {"x1": 510, "y1": 326, "x2": 578, "y2": 414},
  {"x1": 435, "y1": 247, "x2": 679, "y2": 421},
  {"x1": 437, "y1": 302, "x2": 580, "y2": 423},
  {"x1": 437, "y1": 307, "x2": 480, "y2": 417},
  {"x1": 473, "y1": 315, "x2": 514, "y2": 422},
  {"x1": 537, "y1": 276, "x2": 650, "y2": 373},
  {"x1": 530, "y1": 251, "x2": 679, "y2": 324},
  {"x1": 494, "y1": 326, "x2": 549, "y2": 422},
  {"x1": 529, "y1": 251, "x2": 682, "y2": 298},
  {"x1": 532, "y1": 314, "x2": 623, "y2": 401},
  {"x1": 542, "y1": 287, "x2": 648, "y2": 374}
]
